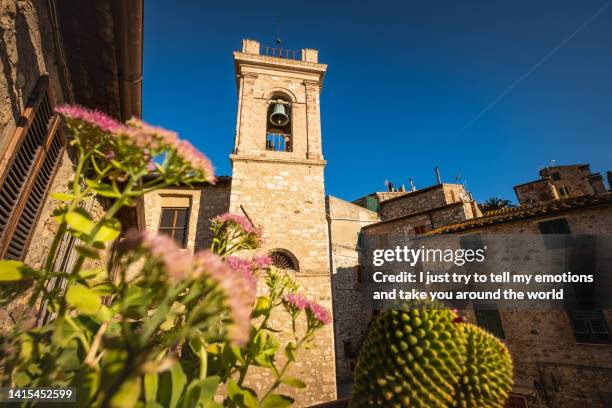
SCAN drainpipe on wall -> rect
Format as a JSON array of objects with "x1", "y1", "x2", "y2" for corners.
[{"x1": 112, "y1": 0, "x2": 144, "y2": 120}]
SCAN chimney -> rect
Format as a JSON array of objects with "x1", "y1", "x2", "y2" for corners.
[
  {"x1": 435, "y1": 167, "x2": 442, "y2": 184},
  {"x1": 588, "y1": 173, "x2": 607, "y2": 196}
]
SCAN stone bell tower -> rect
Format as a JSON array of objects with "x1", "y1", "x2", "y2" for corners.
[{"x1": 229, "y1": 39, "x2": 336, "y2": 404}]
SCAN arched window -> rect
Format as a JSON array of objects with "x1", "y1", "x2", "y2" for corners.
[
  {"x1": 269, "y1": 249, "x2": 299, "y2": 271},
  {"x1": 266, "y1": 95, "x2": 292, "y2": 152}
]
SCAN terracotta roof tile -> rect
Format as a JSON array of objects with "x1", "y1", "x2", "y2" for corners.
[{"x1": 424, "y1": 193, "x2": 612, "y2": 235}]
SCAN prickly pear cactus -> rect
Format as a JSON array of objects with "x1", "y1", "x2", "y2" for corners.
[
  {"x1": 350, "y1": 307, "x2": 513, "y2": 408},
  {"x1": 452, "y1": 324, "x2": 513, "y2": 408},
  {"x1": 351, "y1": 307, "x2": 466, "y2": 407}
]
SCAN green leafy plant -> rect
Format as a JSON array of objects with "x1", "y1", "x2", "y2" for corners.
[
  {"x1": 0, "y1": 106, "x2": 331, "y2": 407},
  {"x1": 479, "y1": 198, "x2": 514, "y2": 212},
  {"x1": 350, "y1": 305, "x2": 513, "y2": 408}
]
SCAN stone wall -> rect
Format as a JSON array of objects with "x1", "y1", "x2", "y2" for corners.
[
  {"x1": 229, "y1": 161, "x2": 330, "y2": 274},
  {"x1": 0, "y1": 0, "x2": 82, "y2": 331},
  {"x1": 0, "y1": 0, "x2": 66, "y2": 160},
  {"x1": 326, "y1": 195, "x2": 379, "y2": 397},
  {"x1": 143, "y1": 188, "x2": 201, "y2": 253},
  {"x1": 540, "y1": 165, "x2": 595, "y2": 199},
  {"x1": 379, "y1": 183, "x2": 467, "y2": 220},
  {"x1": 228, "y1": 40, "x2": 336, "y2": 405},
  {"x1": 515, "y1": 179, "x2": 559, "y2": 205},
  {"x1": 193, "y1": 182, "x2": 231, "y2": 250},
  {"x1": 358, "y1": 203, "x2": 612, "y2": 407},
  {"x1": 351, "y1": 191, "x2": 408, "y2": 210},
  {"x1": 364, "y1": 202, "x2": 472, "y2": 236},
  {"x1": 142, "y1": 183, "x2": 232, "y2": 253},
  {"x1": 243, "y1": 275, "x2": 337, "y2": 406}
]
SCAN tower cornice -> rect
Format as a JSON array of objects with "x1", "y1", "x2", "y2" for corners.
[
  {"x1": 233, "y1": 51, "x2": 326, "y2": 86},
  {"x1": 229, "y1": 154, "x2": 326, "y2": 167}
]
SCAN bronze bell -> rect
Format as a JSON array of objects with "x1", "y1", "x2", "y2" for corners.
[{"x1": 269, "y1": 101, "x2": 289, "y2": 126}]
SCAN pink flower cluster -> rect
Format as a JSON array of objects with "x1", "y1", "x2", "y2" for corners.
[
  {"x1": 307, "y1": 302, "x2": 332, "y2": 325},
  {"x1": 226, "y1": 256, "x2": 258, "y2": 293},
  {"x1": 194, "y1": 251, "x2": 255, "y2": 345},
  {"x1": 212, "y1": 213, "x2": 259, "y2": 235},
  {"x1": 118, "y1": 230, "x2": 192, "y2": 281},
  {"x1": 116, "y1": 230, "x2": 255, "y2": 345},
  {"x1": 253, "y1": 254, "x2": 273, "y2": 269},
  {"x1": 55, "y1": 105, "x2": 216, "y2": 184},
  {"x1": 127, "y1": 118, "x2": 178, "y2": 146},
  {"x1": 283, "y1": 293, "x2": 309, "y2": 311},
  {"x1": 55, "y1": 105, "x2": 126, "y2": 134},
  {"x1": 283, "y1": 294, "x2": 332, "y2": 325},
  {"x1": 175, "y1": 140, "x2": 216, "y2": 184}
]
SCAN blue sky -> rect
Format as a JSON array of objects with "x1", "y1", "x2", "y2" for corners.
[{"x1": 143, "y1": 0, "x2": 612, "y2": 203}]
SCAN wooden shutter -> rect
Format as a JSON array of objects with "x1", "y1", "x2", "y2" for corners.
[{"x1": 0, "y1": 75, "x2": 64, "y2": 260}]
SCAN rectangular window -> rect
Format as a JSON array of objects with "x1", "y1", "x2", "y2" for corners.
[
  {"x1": 601, "y1": 392, "x2": 612, "y2": 408},
  {"x1": 0, "y1": 76, "x2": 64, "y2": 260},
  {"x1": 551, "y1": 172, "x2": 561, "y2": 180},
  {"x1": 343, "y1": 340, "x2": 356, "y2": 358},
  {"x1": 413, "y1": 224, "x2": 432, "y2": 235},
  {"x1": 558, "y1": 186, "x2": 569, "y2": 197},
  {"x1": 460, "y1": 233, "x2": 484, "y2": 251},
  {"x1": 474, "y1": 305, "x2": 505, "y2": 339},
  {"x1": 506, "y1": 395, "x2": 528, "y2": 408},
  {"x1": 265, "y1": 132, "x2": 292, "y2": 152},
  {"x1": 365, "y1": 196, "x2": 380, "y2": 213},
  {"x1": 159, "y1": 207, "x2": 189, "y2": 248},
  {"x1": 567, "y1": 310, "x2": 612, "y2": 344},
  {"x1": 538, "y1": 218, "x2": 572, "y2": 249}
]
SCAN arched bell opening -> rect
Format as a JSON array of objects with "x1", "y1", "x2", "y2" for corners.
[{"x1": 266, "y1": 94, "x2": 292, "y2": 152}]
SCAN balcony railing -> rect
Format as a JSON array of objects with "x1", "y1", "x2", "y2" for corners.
[
  {"x1": 266, "y1": 132, "x2": 292, "y2": 152},
  {"x1": 262, "y1": 46, "x2": 302, "y2": 61}
]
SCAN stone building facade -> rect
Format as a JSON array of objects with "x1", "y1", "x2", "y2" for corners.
[
  {"x1": 348, "y1": 167, "x2": 612, "y2": 407},
  {"x1": 0, "y1": 0, "x2": 142, "y2": 330},
  {"x1": 228, "y1": 40, "x2": 336, "y2": 404},
  {"x1": 4, "y1": 9, "x2": 612, "y2": 405},
  {"x1": 360, "y1": 183, "x2": 482, "y2": 236},
  {"x1": 139, "y1": 39, "x2": 338, "y2": 405},
  {"x1": 515, "y1": 164, "x2": 608, "y2": 205},
  {"x1": 326, "y1": 196, "x2": 379, "y2": 396}
]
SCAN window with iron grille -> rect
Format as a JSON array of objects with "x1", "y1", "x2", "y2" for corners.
[
  {"x1": 0, "y1": 76, "x2": 64, "y2": 260},
  {"x1": 158, "y1": 207, "x2": 189, "y2": 248},
  {"x1": 269, "y1": 249, "x2": 298, "y2": 271}
]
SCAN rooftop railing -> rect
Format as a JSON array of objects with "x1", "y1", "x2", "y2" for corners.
[{"x1": 262, "y1": 46, "x2": 302, "y2": 61}]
